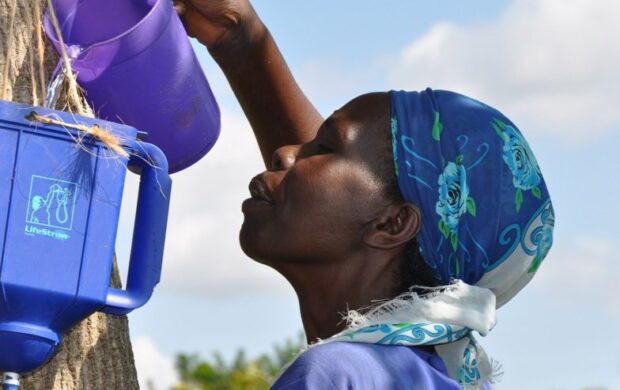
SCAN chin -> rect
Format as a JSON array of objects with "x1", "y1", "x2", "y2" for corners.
[
  {"x1": 239, "y1": 220, "x2": 271, "y2": 265},
  {"x1": 239, "y1": 219, "x2": 298, "y2": 269}
]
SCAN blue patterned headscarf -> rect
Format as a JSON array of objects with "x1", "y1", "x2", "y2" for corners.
[
  {"x1": 324, "y1": 88, "x2": 554, "y2": 389},
  {"x1": 390, "y1": 88, "x2": 554, "y2": 292}
]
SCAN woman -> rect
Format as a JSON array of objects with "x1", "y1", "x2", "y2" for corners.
[{"x1": 176, "y1": 1, "x2": 554, "y2": 388}]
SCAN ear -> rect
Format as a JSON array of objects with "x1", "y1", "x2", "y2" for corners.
[{"x1": 363, "y1": 203, "x2": 422, "y2": 249}]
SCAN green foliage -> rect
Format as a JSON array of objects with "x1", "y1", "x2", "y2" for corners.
[{"x1": 172, "y1": 332, "x2": 306, "y2": 390}]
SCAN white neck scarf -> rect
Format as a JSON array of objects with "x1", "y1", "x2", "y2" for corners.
[{"x1": 317, "y1": 281, "x2": 497, "y2": 389}]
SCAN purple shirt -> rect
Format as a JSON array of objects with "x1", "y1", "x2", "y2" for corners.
[{"x1": 271, "y1": 341, "x2": 465, "y2": 389}]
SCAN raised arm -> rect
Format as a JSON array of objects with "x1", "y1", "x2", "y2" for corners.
[{"x1": 176, "y1": 0, "x2": 323, "y2": 167}]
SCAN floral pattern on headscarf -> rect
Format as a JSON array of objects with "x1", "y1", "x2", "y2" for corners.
[
  {"x1": 389, "y1": 88, "x2": 553, "y2": 285},
  {"x1": 436, "y1": 159, "x2": 476, "y2": 252},
  {"x1": 493, "y1": 118, "x2": 543, "y2": 212}
]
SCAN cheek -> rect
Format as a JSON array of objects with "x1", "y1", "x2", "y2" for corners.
[
  {"x1": 281, "y1": 160, "x2": 385, "y2": 232},
  {"x1": 240, "y1": 159, "x2": 389, "y2": 263}
]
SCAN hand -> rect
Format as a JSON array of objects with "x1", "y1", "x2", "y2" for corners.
[
  {"x1": 174, "y1": 0, "x2": 257, "y2": 52},
  {"x1": 176, "y1": 0, "x2": 322, "y2": 166}
]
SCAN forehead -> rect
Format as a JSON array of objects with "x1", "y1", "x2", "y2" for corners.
[
  {"x1": 317, "y1": 95, "x2": 392, "y2": 178},
  {"x1": 322, "y1": 93, "x2": 391, "y2": 142}
]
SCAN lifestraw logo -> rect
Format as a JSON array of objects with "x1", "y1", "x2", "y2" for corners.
[{"x1": 25, "y1": 175, "x2": 78, "y2": 233}]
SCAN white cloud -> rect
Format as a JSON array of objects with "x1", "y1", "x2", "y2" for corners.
[
  {"x1": 117, "y1": 107, "x2": 292, "y2": 297},
  {"x1": 388, "y1": 0, "x2": 620, "y2": 142},
  {"x1": 532, "y1": 236, "x2": 620, "y2": 316},
  {"x1": 133, "y1": 336, "x2": 178, "y2": 390}
]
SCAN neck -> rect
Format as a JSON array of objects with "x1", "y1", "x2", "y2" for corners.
[{"x1": 276, "y1": 249, "x2": 402, "y2": 344}]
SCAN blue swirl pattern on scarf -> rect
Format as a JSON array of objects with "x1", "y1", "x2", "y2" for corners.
[
  {"x1": 344, "y1": 323, "x2": 470, "y2": 345},
  {"x1": 390, "y1": 88, "x2": 554, "y2": 285}
]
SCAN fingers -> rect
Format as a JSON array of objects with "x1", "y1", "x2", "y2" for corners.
[
  {"x1": 173, "y1": 0, "x2": 204, "y2": 39},
  {"x1": 173, "y1": 0, "x2": 195, "y2": 38},
  {"x1": 173, "y1": 0, "x2": 186, "y2": 16}
]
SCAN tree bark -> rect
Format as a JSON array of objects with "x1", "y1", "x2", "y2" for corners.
[{"x1": 0, "y1": 1, "x2": 140, "y2": 389}]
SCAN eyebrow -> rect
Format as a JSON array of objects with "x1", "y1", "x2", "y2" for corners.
[
  {"x1": 320, "y1": 117, "x2": 348, "y2": 143},
  {"x1": 321, "y1": 117, "x2": 337, "y2": 131}
]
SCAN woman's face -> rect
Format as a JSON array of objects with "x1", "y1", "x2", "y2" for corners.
[{"x1": 240, "y1": 93, "x2": 393, "y2": 267}]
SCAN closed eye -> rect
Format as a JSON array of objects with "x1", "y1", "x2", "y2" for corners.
[{"x1": 316, "y1": 143, "x2": 333, "y2": 155}]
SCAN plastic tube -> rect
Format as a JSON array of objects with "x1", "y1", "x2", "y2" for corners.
[{"x1": 2, "y1": 372, "x2": 20, "y2": 390}]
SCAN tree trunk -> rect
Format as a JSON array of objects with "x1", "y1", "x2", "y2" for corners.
[{"x1": 0, "y1": 1, "x2": 140, "y2": 389}]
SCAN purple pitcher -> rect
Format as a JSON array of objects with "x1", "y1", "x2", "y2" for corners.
[{"x1": 44, "y1": 0, "x2": 221, "y2": 173}]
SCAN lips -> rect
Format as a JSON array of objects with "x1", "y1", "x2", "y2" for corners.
[{"x1": 248, "y1": 176, "x2": 275, "y2": 204}]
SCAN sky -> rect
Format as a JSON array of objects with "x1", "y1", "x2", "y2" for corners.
[{"x1": 112, "y1": 0, "x2": 620, "y2": 389}]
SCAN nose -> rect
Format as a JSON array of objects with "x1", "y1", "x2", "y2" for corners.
[{"x1": 271, "y1": 144, "x2": 300, "y2": 170}]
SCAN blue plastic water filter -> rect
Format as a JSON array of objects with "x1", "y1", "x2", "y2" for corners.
[{"x1": 0, "y1": 100, "x2": 172, "y2": 374}]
